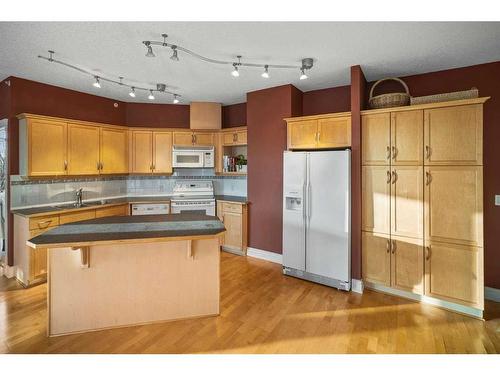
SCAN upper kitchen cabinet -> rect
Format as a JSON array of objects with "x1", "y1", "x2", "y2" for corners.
[
  {"x1": 173, "y1": 131, "x2": 194, "y2": 146},
  {"x1": 391, "y1": 110, "x2": 423, "y2": 165},
  {"x1": 18, "y1": 115, "x2": 68, "y2": 176},
  {"x1": 222, "y1": 129, "x2": 247, "y2": 146},
  {"x1": 100, "y1": 127, "x2": 128, "y2": 174},
  {"x1": 285, "y1": 113, "x2": 351, "y2": 150},
  {"x1": 190, "y1": 102, "x2": 222, "y2": 130},
  {"x1": 131, "y1": 130, "x2": 173, "y2": 174},
  {"x1": 424, "y1": 104, "x2": 483, "y2": 165},
  {"x1": 173, "y1": 131, "x2": 215, "y2": 146},
  {"x1": 361, "y1": 112, "x2": 391, "y2": 165},
  {"x1": 67, "y1": 123, "x2": 101, "y2": 175}
]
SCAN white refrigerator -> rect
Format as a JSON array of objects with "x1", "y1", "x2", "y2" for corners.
[{"x1": 282, "y1": 150, "x2": 351, "y2": 290}]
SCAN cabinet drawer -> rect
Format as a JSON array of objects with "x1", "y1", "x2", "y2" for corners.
[
  {"x1": 222, "y1": 202, "x2": 243, "y2": 214},
  {"x1": 59, "y1": 210, "x2": 96, "y2": 224},
  {"x1": 29, "y1": 215, "x2": 59, "y2": 230},
  {"x1": 95, "y1": 205, "x2": 129, "y2": 218}
]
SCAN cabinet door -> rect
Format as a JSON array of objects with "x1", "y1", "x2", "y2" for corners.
[
  {"x1": 390, "y1": 166, "x2": 423, "y2": 239},
  {"x1": 67, "y1": 124, "x2": 101, "y2": 175},
  {"x1": 173, "y1": 132, "x2": 194, "y2": 146},
  {"x1": 362, "y1": 231, "x2": 391, "y2": 286},
  {"x1": 222, "y1": 132, "x2": 235, "y2": 146},
  {"x1": 235, "y1": 130, "x2": 247, "y2": 145},
  {"x1": 362, "y1": 166, "x2": 391, "y2": 234},
  {"x1": 424, "y1": 166, "x2": 483, "y2": 247},
  {"x1": 100, "y1": 128, "x2": 128, "y2": 174},
  {"x1": 222, "y1": 211, "x2": 242, "y2": 249},
  {"x1": 31, "y1": 248, "x2": 48, "y2": 280},
  {"x1": 216, "y1": 201, "x2": 225, "y2": 245},
  {"x1": 362, "y1": 113, "x2": 391, "y2": 165},
  {"x1": 287, "y1": 120, "x2": 318, "y2": 149},
  {"x1": 59, "y1": 210, "x2": 96, "y2": 225},
  {"x1": 152, "y1": 132, "x2": 173, "y2": 174},
  {"x1": 424, "y1": 105, "x2": 482, "y2": 165},
  {"x1": 28, "y1": 119, "x2": 67, "y2": 176},
  {"x1": 317, "y1": 117, "x2": 351, "y2": 148},
  {"x1": 95, "y1": 204, "x2": 129, "y2": 218},
  {"x1": 131, "y1": 131, "x2": 153, "y2": 173},
  {"x1": 424, "y1": 241, "x2": 483, "y2": 309},
  {"x1": 391, "y1": 110, "x2": 423, "y2": 165},
  {"x1": 390, "y1": 235, "x2": 423, "y2": 294},
  {"x1": 193, "y1": 132, "x2": 214, "y2": 146}
]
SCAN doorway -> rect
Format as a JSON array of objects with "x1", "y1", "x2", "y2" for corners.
[{"x1": 0, "y1": 119, "x2": 8, "y2": 269}]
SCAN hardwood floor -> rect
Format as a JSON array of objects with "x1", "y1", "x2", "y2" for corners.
[{"x1": 1, "y1": 251, "x2": 499, "y2": 353}]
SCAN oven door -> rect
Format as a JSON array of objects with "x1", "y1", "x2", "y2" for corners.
[
  {"x1": 171, "y1": 201, "x2": 216, "y2": 216},
  {"x1": 172, "y1": 151, "x2": 204, "y2": 168}
]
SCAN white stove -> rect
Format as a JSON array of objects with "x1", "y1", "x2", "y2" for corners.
[{"x1": 171, "y1": 180, "x2": 216, "y2": 216}]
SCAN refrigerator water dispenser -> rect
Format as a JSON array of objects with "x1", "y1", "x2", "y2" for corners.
[{"x1": 285, "y1": 196, "x2": 302, "y2": 211}]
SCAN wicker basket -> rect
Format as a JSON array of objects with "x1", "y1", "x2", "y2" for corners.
[
  {"x1": 369, "y1": 77, "x2": 410, "y2": 109},
  {"x1": 410, "y1": 88, "x2": 478, "y2": 105}
]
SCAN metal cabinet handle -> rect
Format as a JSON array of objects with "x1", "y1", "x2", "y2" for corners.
[
  {"x1": 317, "y1": 131, "x2": 321, "y2": 142},
  {"x1": 233, "y1": 133, "x2": 237, "y2": 142},
  {"x1": 425, "y1": 145, "x2": 431, "y2": 159},
  {"x1": 100, "y1": 162, "x2": 104, "y2": 170},
  {"x1": 386, "y1": 146, "x2": 391, "y2": 159},
  {"x1": 425, "y1": 246, "x2": 431, "y2": 260},
  {"x1": 426, "y1": 171, "x2": 432, "y2": 185},
  {"x1": 97, "y1": 162, "x2": 100, "y2": 171},
  {"x1": 64, "y1": 160, "x2": 68, "y2": 171},
  {"x1": 37, "y1": 220, "x2": 52, "y2": 229},
  {"x1": 392, "y1": 146, "x2": 397, "y2": 160},
  {"x1": 392, "y1": 170, "x2": 397, "y2": 184},
  {"x1": 387, "y1": 170, "x2": 391, "y2": 183},
  {"x1": 391, "y1": 240, "x2": 396, "y2": 254},
  {"x1": 386, "y1": 239, "x2": 390, "y2": 253}
]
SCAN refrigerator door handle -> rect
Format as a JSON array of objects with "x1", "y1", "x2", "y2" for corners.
[{"x1": 307, "y1": 183, "x2": 312, "y2": 220}]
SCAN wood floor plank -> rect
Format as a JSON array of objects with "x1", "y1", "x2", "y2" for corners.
[{"x1": 1, "y1": 251, "x2": 499, "y2": 353}]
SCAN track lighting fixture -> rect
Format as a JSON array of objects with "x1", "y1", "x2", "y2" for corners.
[
  {"x1": 173, "y1": 94, "x2": 180, "y2": 104},
  {"x1": 261, "y1": 65, "x2": 269, "y2": 78},
  {"x1": 170, "y1": 46, "x2": 179, "y2": 61},
  {"x1": 144, "y1": 41, "x2": 155, "y2": 57},
  {"x1": 93, "y1": 76, "x2": 101, "y2": 88},
  {"x1": 129, "y1": 87, "x2": 136, "y2": 98},
  {"x1": 300, "y1": 68, "x2": 308, "y2": 80},
  {"x1": 142, "y1": 34, "x2": 315, "y2": 79},
  {"x1": 148, "y1": 90, "x2": 155, "y2": 100}
]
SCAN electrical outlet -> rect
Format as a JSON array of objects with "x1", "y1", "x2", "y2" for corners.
[{"x1": 496, "y1": 195, "x2": 500, "y2": 206}]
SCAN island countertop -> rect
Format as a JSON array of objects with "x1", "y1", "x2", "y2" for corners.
[{"x1": 27, "y1": 213, "x2": 225, "y2": 249}]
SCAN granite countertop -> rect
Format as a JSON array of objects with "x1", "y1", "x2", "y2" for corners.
[
  {"x1": 12, "y1": 195, "x2": 247, "y2": 217},
  {"x1": 215, "y1": 195, "x2": 248, "y2": 203},
  {"x1": 27, "y1": 213, "x2": 225, "y2": 249}
]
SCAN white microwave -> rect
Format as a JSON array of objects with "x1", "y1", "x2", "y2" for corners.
[{"x1": 172, "y1": 146, "x2": 215, "y2": 168}]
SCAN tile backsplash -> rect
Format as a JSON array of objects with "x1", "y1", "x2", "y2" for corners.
[{"x1": 10, "y1": 174, "x2": 247, "y2": 208}]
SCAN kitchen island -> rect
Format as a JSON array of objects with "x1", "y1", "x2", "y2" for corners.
[{"x1": 27, "y1": 213, "x2": 225, "y2": 336}]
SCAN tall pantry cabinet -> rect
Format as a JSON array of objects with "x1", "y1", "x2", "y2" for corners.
[{"x1": 361, "y1": 98, "x2": 488, "y2": 315}]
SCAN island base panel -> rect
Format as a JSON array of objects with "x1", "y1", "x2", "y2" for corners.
[{"x1": 48, "y1": 238, "x2": 220, "y2": 336}]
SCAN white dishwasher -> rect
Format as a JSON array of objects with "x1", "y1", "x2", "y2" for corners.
[{"x1": 131, "y1": 203, "x2": 170, "y2": 215}]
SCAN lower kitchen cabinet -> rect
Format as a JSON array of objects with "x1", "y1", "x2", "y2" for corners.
[
  {"x1": 362, "y1": 231, "x2": 391, "y2": 286},
  {"x1": 95, "y1": 204, "x2": 130, "y2": 218},
  {"x1": 216, "y1": 201, "x2": 248, "y2": 255}
]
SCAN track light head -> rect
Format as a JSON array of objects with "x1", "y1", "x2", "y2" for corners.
[
  {"x1": 93, "y1": 76, "x2": 101, "y2": 88},
  {"x1": 148, "y1": 90, "x2": 155, "y2": 100},
  {"x1": 170, "y1": 46, "x2": 179, "y2": 61},
  {"x1": 231, "y1": 64, "x2": 240, "y2": 77},
  {"x1": 300, "y1": 68, "x2": 308, "y2": 80},
  {"x1": 144, "y1": 41, "x2": 155, "y2": 58},
  {"x1": 261, "y1": 65, "x2": 269, "y2": 79},
  {"x1": 173, "y1": 94, "x2": 180, "y2": 104},
  {"x1": 129, "y1": 87, "x2": 136, "y2": 98}
]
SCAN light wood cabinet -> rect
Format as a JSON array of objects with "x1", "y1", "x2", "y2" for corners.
[
  {"x1": 173, "y1": 132, "x2": 194, "y2": 146},
  {"x1": 424, "y1": 166, "x2": 483, "y2": 247},
  {"x1": 190, "y1": 102, "x2": 221, "y2": 130},
  {"x1": 193, "y1": 132, "x2": 214, "y2": 146},
  {"x1": 362, "y1": 232, "x2": 391, "y2": 286},
  {"x1": 173, "y1": 131, "x2": 215, "y2": 146},
  {"x1": 424, "y1": 105, "x2": 483, "y2": 165},
  {"x1": 67, "y1": 123, "x2": 101, "y2": 175},
  {"x1": 24, "y1": 118, "x2": 68, "y2": 176},
  {"x1": 362, "y1": 166, "x2": 391, "y2": 234},
  {"x1": 390, "y1": 235, "x2": 424, "y2": 294},
  {"x1": 153, "y1": 132, "x2": 173, "y2": 174},
  {"x1": 390, "y1": 166, "x2": 423, "y2": 239},
  {"x1": 391, "y1": 110, "x2": 423, "y2": 165},
  {"x1": 131, "y1": 131, "x2": 154, "y2": 173},
  {"x1": 217, "y1": 201, "x2": 247, "y2": 255},
  {"x1": 100, "y1": 128, "x2": 128, "y2": 174},
  {"x1": 222, "y1": 130, "x2": 247, "y2": 146},
  {"x1": 59, "y1": 210, "x2": 96, "y2": 225},
  {"x1": 362, "y1": 113, "x2": 391, "y2": 165},
  {"x1": 286, "y1": 115, "x2": 351, "y2": 150},
  {"x1": 95, "y1": 204, "x2": 130, "y2": 218},
  {"x1": 424, "y1": 241, "x2": 483, "y2": 308}
]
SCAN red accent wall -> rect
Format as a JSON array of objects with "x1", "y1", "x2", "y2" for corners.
[
  {"x1": 365, "y1": 61, "x2": 500, "y2": 288},
  {"x1": 0, "y1": 79, "x2": 11, "y2": 120},
  {"x1": 302, "y1": 85, "x2": 351, "y2": 116},
  {"x1": 126, "y1": 103, "x2": 190, "y2": 128},
  {"x1": 247, "y1": 85, "x2": 302, "y2": 253},
  {"x1": 222, "y1": 102, "x2": 247, "y2": 128}
]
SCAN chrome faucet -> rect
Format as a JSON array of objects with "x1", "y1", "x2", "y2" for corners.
[{"x1": 75, "y1": 188, "x2": 83, "y2": 207}]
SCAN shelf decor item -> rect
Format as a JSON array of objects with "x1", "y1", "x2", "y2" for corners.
[
  {"x1": 236, "y1": 155, "x2": 247, "y2": 173},
  {"x1": 410, "y1": 87, "x2": 478, "y2": 105},
  {"x1": 369, "y1": 77, "x2": 410, "y2": 109}
]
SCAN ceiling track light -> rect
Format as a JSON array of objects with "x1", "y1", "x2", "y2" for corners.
[
  {"x1": 38, "y1": 51, "x2": 181, "y2": 102},
  {"x1": 142, "y1": 34, "x2": 314, "y2": 78},
  {"x1": 173, "y1": 94, "x2": 180, "y2": 104},
  {"x1": 93, "y1": 76, "x2": 101, "y2": 88},
  {"x1": 300, "y1": 68, "x2": 308, "y2": 80},
  {"x1": 261, "y1": 65, "x2": 269, "y2": 78}
]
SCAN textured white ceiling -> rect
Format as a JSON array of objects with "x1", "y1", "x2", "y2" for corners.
[{"x1": 1, "y1": 22, "x2": 499, "y2": 105}]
